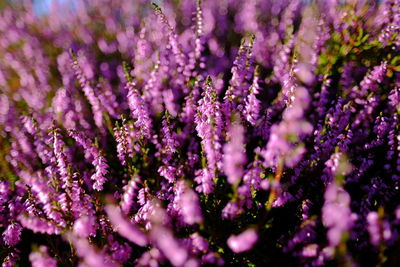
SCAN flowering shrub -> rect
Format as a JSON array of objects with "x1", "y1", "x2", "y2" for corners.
[{"x1": 0, "y1": 0, "x2": 399, "y2": 266}]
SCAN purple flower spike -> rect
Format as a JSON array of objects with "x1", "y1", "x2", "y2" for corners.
[
  {"x1": 227, "y1": 229, "x2": 258, "y2": 253},
  {"x1": 52, "y1": 129, "x2": 71, "y2": 190},
  {"x1": 29, "y1": 246, "x2": 57, "y2": 267},
  {"x1": 71, "y1": 53, "x2": 104, "y2": 128},
  {"x1": 178, "y1": 181, "x2": 203, "y2": 225},
  {"x1": 73, "y1": 215, "x2": 97, "y2": 238},
  {"x1": 322, "y1": 183, "x2": 354, "y2": 247},
  {"x1": 114, "y1": 121, "x2": 134, "y2": 166},
  {"x1": 244, "y1": 66, "x2": 262, "y2": 126},
  {"x1": 195, "y1": 77, "x2": 223, "y2": 175},
  {"x1": 223, "y1": 121, "x2": 246, "y2": 185},
  {"x1": 367, "y1": 211, "x2": 392, "y2": 246},
  {"x1": 105, "y1": 204, "x2": 148, "y2": 247},
  {"x1": 194, "y1": 168, "x2": 214, "y2": 194},
  {"x1": 68, "y1": 129, "x2": 108, "y2": 190},
  {"x1": 126, "y1": 80, "x2": 153, "y2": 140},
  {"x1": 2, "y1": 223, "x2": 22, "y2": 247},
  {"x1": 120, "y1": 176, "x2": 141, "y2": 215}
]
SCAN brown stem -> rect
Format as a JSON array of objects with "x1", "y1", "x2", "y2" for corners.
[{"x1": 266, "y1": 160, "x2": 284, "y2": 210}]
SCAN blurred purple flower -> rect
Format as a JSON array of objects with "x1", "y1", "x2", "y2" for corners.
[{"x1": 227, "y1": 228, "x2": 258, "y2": 253}]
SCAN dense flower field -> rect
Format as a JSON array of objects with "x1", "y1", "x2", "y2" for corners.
[{"x1": 0, "y1": 0, "x2": 399, "y2": 266}]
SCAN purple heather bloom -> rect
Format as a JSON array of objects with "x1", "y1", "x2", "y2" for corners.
[
  {"x1": 223, "y1": 121, "x2": 246, "y2": 185},
  {"x1": 153, "y1": 3, "x2": 187, "y2": 79},
  {"x1": 18, "y1": 214, "x2": 62, "y2": 235},
  {"x1": 262, "y1": 86, "x2": 312, "y2": 168},
  {"x1": 228, "y1": 37, "x2": 255, "y2": 103},
  {"x1": 272, "y1": 37, "x2": 294, "y2": 87},
  {"x1": 151, "y1": 226, "x2": 189, "y2": 267},
  {"x1": 237, "y1": 184, "x2": 253, "y2": 209},
  {"x1": 159, "y1": 112, "x2": 179, "y2": 161},
  {"x1": 2, "y1": 223, "x2": 22, "y2": 247},
  {"x1": 114, "y1": 121, "x2": 134, "y2": 166},
  {"x1": 388, "y1": 87, "x2": 400, "y2": 108},
  {"x1": 108, "y1": 239, "x2": 132, "y2": 264},
  {"x1": 2, "y1": 249, "x2": 19, "y2": 267},
  {"x1": 126, "y1": 80, "x2": 153, "y2": 139},
  {"x1": 147, "y1": 204, "x2": 193, "y2": 266},
  {"x1": 189, "y1": 232, "x2": 209, "y2": 253},
  {"x1": 68, "y1": 129, "x2": 108, "y2": 190},
  {"x1": 195, "y1": 77, "x2": 223, "y2": 174},
  {"x1": 278, "y1": 0, "x2": 301, "y2": 38},
  {"x1": 70, "y1": 176, "x2": 95, "y2": 218},
  {"x1": 235, "y1": 0, "x2": 258, "y2": 34},
  {"x1": 67, "y1": 129, "x2": 92, "y2": 158},
  {"x1": 243, "y1": 159, "x2": 263, "y2": 190},
  {"x1": 0, "y1": 181, "x2": 10, "y2": 206},
  {"x1": 194, "y1": 0, "x2": 204, "y2": 62},
  {"x1": 325, "y1": 152, "x2": 352, "y2": 176},
  {"x1": 302, "y1": 244, "x2": 318, "y2": 258},
  {"x1": 29, "y1": 246, "x2": 57, "y2": 267},
  {"x1": 105, "y1": 204, "x2": 148, "y2": 247},
  {"x1": 142, "y1": 59, "x2": 164, "y2": 114},
  {"x1": 222, "y1": 201, "x2": 240, "y2": 219},
  {"x1": 52, "y1": 129, "x2": 71, "y2": 190},
  {"x1": 367, "y1": 211, "x2": 392, "y2": 246},
  {"x1": 187, "y1": 0, "x2": 205, "y2": 76},
  {"x1": 244, "y1": 66, "x2": 262, "y2": 126},
  {"x1": 358, "y1": 61, "x2": 387, "y2": 96},
  {"x1": 227, "y1": 228, "x2": 258, "y2": 253},
  {"x1": 194, "y1": 168, "x2": 214, "y2": 194},
  {"x1": 66, "y1": 233, "x2": 116, "y2": 267},
  {"x1": 178, "y1": 182, "x2": 203, "y2": 225},
  {"x1": 158, "y1": 165, "x2": 177, "y2": 183},
  {"x1": 136, "y1": 248, "x2": 163, "y2": 267},
  {"x1": 120, "y1": 176, "x2": 142, "y2": 215},
  {"x1": 134, "y1": 197, "x2": 156, "y2": 231},
  {"x1": 323, "y1": 152, "x2": 353, "y2": 184},
  {"x1": 322, "y1": 183, "x2": 354, "y2": 247},
  {"x1": 201, "y1": 252, "x2": 225, "y2": 266},
  {"x1": 272, "y1": 191, "x2": 293, "y2": 208},
  {"x1": 73, "y1": 215, "x2": 97, "y2": 238},
  {"x1": 378, "y1": 0, "x2": 400, "y2": 45},
  {"x1": 71, "y1": 53, "x2": 104, "y2": 128},
  {"x1": 133, "y1": 28, "x2": 152, "y2": 77},
  {"x1": 91, "y1": 155, "x2": 108, "y2": 191}
]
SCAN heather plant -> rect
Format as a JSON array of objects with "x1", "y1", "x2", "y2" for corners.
[{"x1": 0, "y1": 0, "x2": 399, "y2": 266}]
